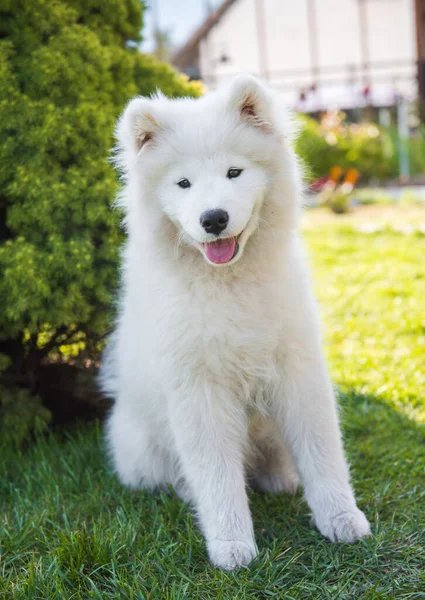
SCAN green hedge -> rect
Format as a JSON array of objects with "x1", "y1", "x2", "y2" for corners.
[
  {"x1": 296, "y1": 113, "x2": 425, "y2": 183},
  {"x1": 0, "y1": 0, "x2": 201, "y2": 439}
]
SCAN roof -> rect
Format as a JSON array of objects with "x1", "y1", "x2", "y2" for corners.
[{"x1": 172, "y1": 0, "x2": 238, "y2": 68}]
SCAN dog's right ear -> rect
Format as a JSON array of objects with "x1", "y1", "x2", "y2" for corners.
[{"x1": 116, "y1": 97, "x2": 163, "y2": 157}]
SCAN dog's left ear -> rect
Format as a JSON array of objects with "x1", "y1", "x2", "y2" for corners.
[{"x1": 226, "y1": 74, "x2": 274, "y2": 133}]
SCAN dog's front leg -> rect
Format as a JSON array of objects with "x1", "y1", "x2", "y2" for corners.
[
  {"x1": 168, "y1": 384, "x2": 257, "y2": 570},
  {"x1": 273, "y1": 353, "x2": 371, "y2": 542}
]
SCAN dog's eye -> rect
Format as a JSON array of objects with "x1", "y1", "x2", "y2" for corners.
[
  {"x1": 177, "y1": 178, "x2": 191, "y2": 189},
  {"x1": 227, "y1": 168, "x2": 243, "y2": 179}
]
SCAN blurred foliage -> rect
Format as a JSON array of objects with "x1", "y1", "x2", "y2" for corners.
[
  {"x1": 0, "y1": 0, "x2": 201, "y2": 438},
  {"x1": 320, "y1": 189, "x2": 351, "y2": 214},
  {"x1": 352, "y1": 189, "x2": 395, "y2": 206},
  {"x1": 317, "y1": 167, "x2": 359, "y2": 214},
  {"x1": 407, "y1": 126, "x2": 425, "y2": 176},
  {"x1": 296, "y1": 111, "x2": 425, "y2": 183},
  {"x1": 0, "y1": 385, "x2": 51, "y2": 446}
]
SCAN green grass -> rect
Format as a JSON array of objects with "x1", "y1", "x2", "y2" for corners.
[{"x1": 2, "y1": 208, "x2": 425, "y2": 599}]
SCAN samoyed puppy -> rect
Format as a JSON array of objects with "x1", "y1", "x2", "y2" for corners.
[{"x1": 100, "y1": 75, "x2": 370, "y2": 570}]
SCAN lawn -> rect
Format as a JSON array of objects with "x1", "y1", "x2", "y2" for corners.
[{"x1": 2, "y1": 207, "x2": 425, "y2": 599}]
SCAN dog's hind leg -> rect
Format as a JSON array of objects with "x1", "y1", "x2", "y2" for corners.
[{"x1": 248, "y1": 414, "x2": 299, "y2": 495}]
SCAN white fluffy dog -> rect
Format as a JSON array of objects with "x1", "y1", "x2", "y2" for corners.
[{"x1": 100, "y1": 75, "x2": 370, "y2": 570}]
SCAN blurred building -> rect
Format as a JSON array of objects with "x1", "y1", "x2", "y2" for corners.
[{"x1": 173, "y1": 0, "x2": 425, "y2": 113}]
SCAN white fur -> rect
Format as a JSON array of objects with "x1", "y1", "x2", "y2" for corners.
[{"x1": 101, "y1": 75, "x2": 370, "y2": 571}]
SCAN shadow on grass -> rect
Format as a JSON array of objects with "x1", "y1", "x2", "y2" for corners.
[{"x1": 250, "y1": 389, "x2": 425, "y2": 540}]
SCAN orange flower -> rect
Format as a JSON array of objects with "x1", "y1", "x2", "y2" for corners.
[
  {"x1": 329, "y1": 166, "x2": 343, "y2": 183},
  {"x1": 344, "y1": 168, "x2": 360, "y2": 186}
]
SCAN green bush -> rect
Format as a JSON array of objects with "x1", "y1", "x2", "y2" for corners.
[
  {"x1": 0, "y1": 0, "x2": 201, "y2": 435},
  {"x1": 320, "y1": 189, "x2": 351, "y2": 214},
  {"x1": 0, "y1": 386, "x2": 51, "y2": 446},
  {"x1": 296, "y1": 112, "x2": 403, "y2": 183}
]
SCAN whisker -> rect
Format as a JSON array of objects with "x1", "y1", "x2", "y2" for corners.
[
  {"x1": 258, "y1": 216, "x2": 272, "y2": 230},
  {"x1": 172, "y1": 230, "x2": 185, "y2": 259}
]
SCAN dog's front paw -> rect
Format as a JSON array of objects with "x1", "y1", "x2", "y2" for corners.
[
  {"x1": 314, "y1": 507, "x2": 371, "y2": 543},
  {"x1": 208, "y1": 538, "x2": 257, "y2": 570}
]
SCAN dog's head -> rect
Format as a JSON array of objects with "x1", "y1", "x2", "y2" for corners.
[{"x1": 116, "y1": 75, "x2": 296, "y2": 267}]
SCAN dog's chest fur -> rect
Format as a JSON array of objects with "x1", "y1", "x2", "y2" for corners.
[{"x1": 130, "y1": 252, "x2": 286, "y2": 400}]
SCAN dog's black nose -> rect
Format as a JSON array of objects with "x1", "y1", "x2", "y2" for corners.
[{"x1": 200, "y1": 209, "x2": 229, "y2": 235}]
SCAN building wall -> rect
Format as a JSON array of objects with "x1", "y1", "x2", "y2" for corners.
[
  {"x1": 199, "y1": 0, "x2": 417, "y2": 110},
  {"x1": 200, "y1": 0, "x2": 261, "y2": 77}
]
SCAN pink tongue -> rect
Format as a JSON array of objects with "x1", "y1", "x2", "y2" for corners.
[{"x1": 204, "y1": 237, "x2": 236, "y2": 264}]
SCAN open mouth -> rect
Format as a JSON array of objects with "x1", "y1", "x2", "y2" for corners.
[{"x1": 202, "y1": 232, "x2": 243, "y2": 265}]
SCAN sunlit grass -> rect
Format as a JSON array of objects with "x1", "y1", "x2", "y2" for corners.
[
  {"x1": 304, "y1": 208, "x2": 425, "y2": 424},
  {"x1": 1, "y1": 207, "x2": 424, "y2": 599}
]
